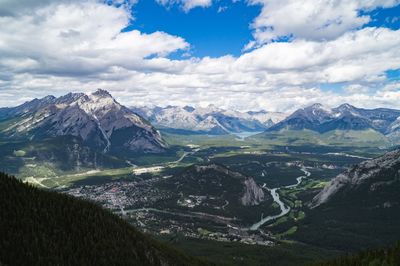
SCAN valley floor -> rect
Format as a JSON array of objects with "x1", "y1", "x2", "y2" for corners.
[{"x1": 8, "y1": 133, "x2": 393, "y2": 265}]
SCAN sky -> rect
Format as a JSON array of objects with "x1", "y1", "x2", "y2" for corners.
[{"x1": 0, "y1": 0, "x2": 400, "y2": 112}]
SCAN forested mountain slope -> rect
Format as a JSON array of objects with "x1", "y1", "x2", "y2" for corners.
[
  {"x1": 0, "y1": 172, "x2": 207, "y2": 266},
  {"x1": 315, "y1": 242, "x2": 400, "y2": 266}
]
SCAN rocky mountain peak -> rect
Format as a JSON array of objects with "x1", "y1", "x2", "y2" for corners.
[
  {"x1": 1, "y1": 89, "x2": 166, "y2": 154},
  {"x1": 91, "y1": 89, "x2": 112, "y2": 98},
  {"x1": 337, "y1": 103, "x2": 355, "y2": 110},
  {"x1": 309, "y1": 103, "x2": 324, "y2": 109},
  {"x1": 42, "y1": 95, "x2": 56, "y2": 102},
  {"x1": 183, "y1": 105, "x2": 195, "y2": 112}
]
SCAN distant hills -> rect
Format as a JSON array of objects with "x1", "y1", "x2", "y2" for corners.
[{"x1": 0, "y1": 172, "x2": 207, "y2": 266}]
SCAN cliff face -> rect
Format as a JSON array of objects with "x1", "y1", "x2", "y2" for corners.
[
  {"x1": 241, "y1": 177, "x2": 265, "y2": 206},
  {"x1": 193, "y1": 164, "x2": 265, "y2": 206},
  {"x1": 312, "y1": 149, "x2": 400, "y2": 207}
]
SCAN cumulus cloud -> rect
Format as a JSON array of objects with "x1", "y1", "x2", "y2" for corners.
[
  {"x1": 236, "y1": 27, "x2": 400, "y2": 83},
  {"x1": 0, "y1": 0, "x2": 137, "y2": 16},
  {"x1": 246, "y1": 0, "x2": 400, "y2": 48},
  {"x1": 0, "y1": 2, "x2": 188, "y2": 77},
  {"x1": 1, "y1": 0, "x2": 400, "y2": 112},
  {"x1": 156, "y1": 0, "x2": 212, "y2": 12}
]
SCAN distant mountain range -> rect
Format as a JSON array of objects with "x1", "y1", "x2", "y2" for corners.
[
  {"x1": 266, "y1": 103, "x2": 400, "y2": 140},
  {"x1": 0, "y1": 89, "x2": 166, "y2": 154},
  {"x1": 131, "y1": 105, "x2": 287, "y2": 135},
  {"x1": 2, "y1": 91, "x2": 400, "y2": 160},
  {"x1": 131, "y1": 103, "x2": 400, "y2": 144}
]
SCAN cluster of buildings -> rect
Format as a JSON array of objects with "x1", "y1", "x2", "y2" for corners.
[
  {"x1": 63, "y1": 177, "x2": 169, "y2": 211},
  {"x1": 126, "y1": 208, "x2": 274, "y2": 246}
]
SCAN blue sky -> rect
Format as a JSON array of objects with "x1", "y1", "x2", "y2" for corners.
[
  {"x1": 128, "y1": 0, "x2": 260, "y2": 57},
  {"x1": 130, "y1": 0, "x2": 400, "y2": 93},
  {"x1": 129, "y1": 0, "x2": 400, "y2": 96},
  {"x1": 364, "y1": 4, "x2": 400, "y2": 30},
  {"x1": 126, "y1": 1, "x2": 400, "y2": 59},
  {"x1": 0, "y1": 0, "x2": 400, "y2": 111}
]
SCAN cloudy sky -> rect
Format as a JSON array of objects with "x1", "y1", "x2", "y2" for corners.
[{"x1": 0, "y1": 0, "x2": 399, "y2": 112}]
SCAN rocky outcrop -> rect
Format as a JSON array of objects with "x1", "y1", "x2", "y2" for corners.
[
  {"x1": 241, "y1": 177, "x2": 265, "y2": 206},
  {"x1": 312, "y1": 149, "x2": 400, "y2": 207},
  {"x1": 194, "y1": 164, "x2": 265, "y2": 206}
]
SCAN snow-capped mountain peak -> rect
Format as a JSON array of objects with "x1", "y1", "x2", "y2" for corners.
[
  {"x1": 1, "y1": 90, "x2": 166, "y2": 154},
  {"x1": 91, "y1": 88, "x2": 113, "y2": 98},
  {"x1": 130, "y1": 105, "x2": 288, "y2": 134},
  {"x1": 268, "y1": 103, "x2": 400, "y2": 134}
]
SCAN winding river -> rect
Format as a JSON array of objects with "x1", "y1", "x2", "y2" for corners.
[
  {"x1": 249, "y1": 167, "x2": 311, "y2": 230},
  {"x1": 120, "y1": 166, "x2": 311, "y2": 232}
]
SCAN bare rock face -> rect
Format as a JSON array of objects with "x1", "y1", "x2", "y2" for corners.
[
  {"x1": 312, "y1": 149, "x2": 400, "y2": 207},
  {"x1": 268, "y1": 103, "x2": 400, "y2": 134},
  {"x1": 2, "y1": 89, "x2": 166, "y2": 154},
  {"x1": 241, "y1": 177, "x2": 265, "y2": 206},
  {"x1": 131, "y1": 105, "x2": 286, "y2": 134},
  {"x1": 194, "y1": 164, "x2": 265, "y2": 206}
]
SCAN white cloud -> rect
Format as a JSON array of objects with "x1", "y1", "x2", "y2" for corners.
[
  {"x1": 0, "y1": 0, "x2": 137, "y2": 16},
  {"x1": 246, "y1": 0, "x2": 400, "y2": 48},
  {"x1": 1, "y1": 0, "x2": 400, "y2": 113},
  {"x1": 156, "y1": 0, "x2": 212, "y2": 12},
  {"x1": 0, "y1": 1, "x2": 189, "y2": 77},
  {"x1": 217, "y1": 6, "x2": 228, "y2": 13}
]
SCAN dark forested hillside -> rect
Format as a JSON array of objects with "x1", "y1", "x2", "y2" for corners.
[
  {"x1": 0, "y1": 172, "x2": 207, "y2": 266},
  {"x1": 315, "y1": 242, "x2": 400, "y2": 266}
]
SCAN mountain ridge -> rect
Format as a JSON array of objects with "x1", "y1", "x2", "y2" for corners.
[
  {"x1": 0, "y1": 89, "x2": 166, "y2": 154},
  {"x1": 267, "y1": 103, "x2": 400, "y2": 135},
  {"x1": 312, "y1": 148, "x2": 400, "y2": 207},
  {"x1": 131, "y1": 105, "x2": 287, "y2": 135}
]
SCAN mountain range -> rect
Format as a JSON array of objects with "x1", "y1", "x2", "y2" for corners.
[
  {"x1": 3, "y1": 90, "x2": 399, "y2": 142},
  {"x1": 2, "y1": 90, "x2": 400, "y2": 171},
  {"x1": 0, "y1": 89, "x2": 166, "y2": 154},
  {"x1": 266, "y1": 103, "x2": 400, "y2": 141},
  {"x1": 131, "y1": 105, "x2": 287, "y2": 135}
]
